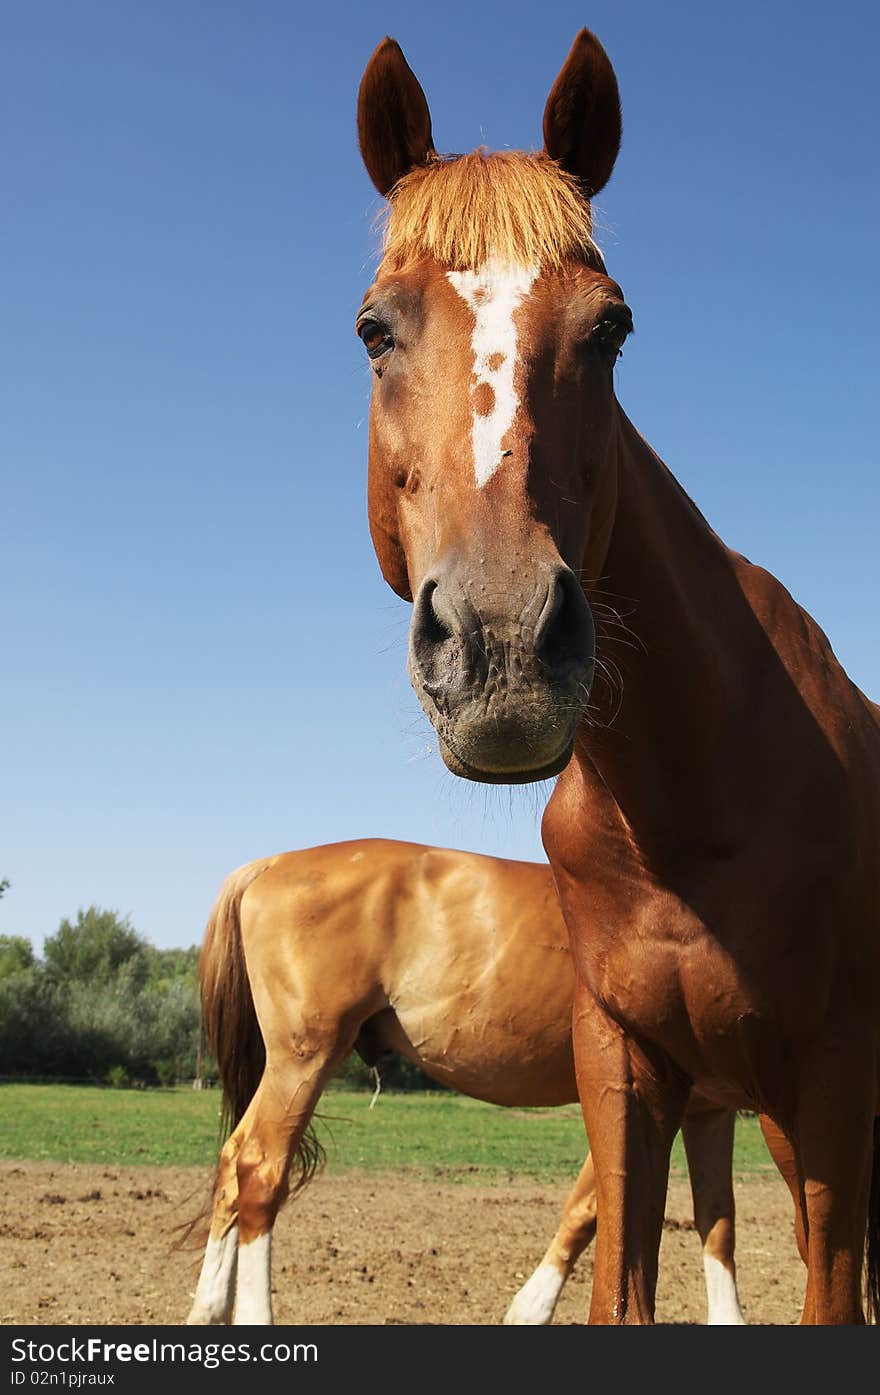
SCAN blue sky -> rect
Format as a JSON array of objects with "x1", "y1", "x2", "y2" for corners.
[{"x1": 3, "y1": 1, "x2": 878, "y2": 952}]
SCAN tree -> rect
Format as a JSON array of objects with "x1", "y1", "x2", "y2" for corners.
[
  {"x1": 145, "y1": 944, "x2": 200, "y2": 990},
  {"x1": 0, "y1": 904, "x2": 201, "y2": 1083},
  {"x1": 0, "y1": 967, "x2": 69, "y2": 1075},
  {"x1": 42, "y1": 907, "x2": 150, "y2": 991},
  {"x1": 0, "y1": 935, "x2": 35, "y2": 979}
]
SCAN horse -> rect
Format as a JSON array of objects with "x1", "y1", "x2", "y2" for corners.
[
  {"x1": 185, "y1": 838, "x2": 746, "y2": 1325},
  {"x1": 353, "y1": 31, "x2": 880, "y2": 1324}
]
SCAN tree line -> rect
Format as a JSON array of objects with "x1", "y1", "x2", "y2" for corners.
[{"x1": 0, "y1": 901, "x2": 202, "y2": 1086}]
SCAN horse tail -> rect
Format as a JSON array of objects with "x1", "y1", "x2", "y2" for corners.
[
  {"x1": 200, "y1": 854, "x2": 326, "y2": 1191},
  {"x1": 176, "y1": 857, "x2": 325, "y2": 1251},
  {"x1": 199, "y1": 856, "x2": 277, "y2": 1136},
  {"x1": 867, "y1": 1114, "x2": 880, "y2": 1323}
]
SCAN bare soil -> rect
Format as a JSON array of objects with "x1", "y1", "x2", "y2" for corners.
[{"x1": 1, "y1": 1162, "x2": 804, "y2": 1326}]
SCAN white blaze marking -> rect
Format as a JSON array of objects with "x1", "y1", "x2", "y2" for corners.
[
  {"x1": 503, "y1": 1261, "x2": 566, "y2": 1325},
  {"x1": 186, "y1": 1226, "x2": 238, "y2": 1324},
  {"x1": 446, "y1": 258, "x2": 538, "y2": 487},
  {"x1": 234, "y1": 1230, "x2": 274, "y2": 1325},
  {"x1": 703, "y1": 1254, "x2": 746, "y2": 1325}
]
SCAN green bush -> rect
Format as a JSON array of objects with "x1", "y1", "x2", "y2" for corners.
[
  {"x1": 0, "y1": 935, "x2": 35, "y2": 979},
  {"x1": 43, "y1": 908, "x2": 150, "y2": 989},
  {"x1": 0, "y1": 968, "x2": 73, "y2": 1075},
  {"x1": 0, "y1": 910, "x2": 201, "y2": 1084},
  {"x1": 154, "y1": 1059, "x2": 177, "y2": 1087}
]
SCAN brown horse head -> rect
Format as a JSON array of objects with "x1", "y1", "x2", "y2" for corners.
[{"x1": 357, "y1": 31, "x2": 629, "y2": 783}]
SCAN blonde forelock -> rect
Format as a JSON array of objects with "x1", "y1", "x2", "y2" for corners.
[{"x1": 377, "y1": 150, "x2": 603, "y2": 273}]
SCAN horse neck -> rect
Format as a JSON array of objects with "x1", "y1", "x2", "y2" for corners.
[{"x1": 578, "y1": 409, "x2": 762, "y2": 856}]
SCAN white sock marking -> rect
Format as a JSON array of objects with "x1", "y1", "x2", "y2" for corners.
[
  {"x1": 703, "y1": 1253, "x2": 746, "y2": 1325},
  {"x1": 186, "y1": 1227, "x2": 238, "y2": 1325},
  {"x1": 447, "y1": 258, "x2": 538, "y2": 487},
  {"x1": 234, "y1": 1231, "x2": 274, "y2": 1325},
  {"x1": 503, "y1": 1262, "x2": 566, "y2": 1325}
]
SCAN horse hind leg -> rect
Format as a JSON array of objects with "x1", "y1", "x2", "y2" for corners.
[
  {"x1": 681, "y1": 1106, "x2": 745, "y2": 1325},
  {"x1": 187, "y1": 1047, "x2": 342, "y2": 1326},
  {"x1": 186, "y1": 1191, "x2": 239, "y2": 1325},
  {"x1": 503, "y1": 1152, "x2": 597, "y2": 1325},
  {"x1": 186, "y1": 1108, "x2": 254, "y2": 1325}
]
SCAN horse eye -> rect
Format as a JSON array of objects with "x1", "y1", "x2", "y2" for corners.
[
  {"x1": 358, "y1": 319, "x2": 394, "y2": 360},
  {"x1": 593, "y1": 313, "x2": 633, "y2": 361}
]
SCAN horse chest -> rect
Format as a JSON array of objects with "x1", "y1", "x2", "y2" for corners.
[
  {"x1": 563, "y1": 864, "x2": 838, "y2": 1104},
  {"x1": 592, "y1": 932, "x2": 745, "y2": 1035}
]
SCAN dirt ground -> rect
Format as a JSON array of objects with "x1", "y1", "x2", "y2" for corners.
[{"x1": 1, "y1": 1162, "x2": 805, "y2": 1326}]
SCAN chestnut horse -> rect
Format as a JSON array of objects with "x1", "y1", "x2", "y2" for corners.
[
  {"x1": 354, "y1": 32, "x2": 880, "y2": 1323},
  {"x1": 185, "y1": 839, "x2": 745, "y2": 1325}
]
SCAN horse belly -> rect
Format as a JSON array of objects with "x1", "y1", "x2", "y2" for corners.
[{"x1": 387, "y1": 1002, "x2": 578, "y2": 1107}]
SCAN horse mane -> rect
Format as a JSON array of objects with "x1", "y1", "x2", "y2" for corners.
[{"x1": 379, "y1": 150, "x2": 604, "y2": 273}]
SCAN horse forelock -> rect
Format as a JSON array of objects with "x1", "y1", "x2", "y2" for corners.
[{"x1": 377, "y1": 150, "x2": 604, "y2": 274}]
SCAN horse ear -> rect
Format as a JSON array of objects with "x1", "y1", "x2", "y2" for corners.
[
  {"x1": 542, "y1": 29, "x2": 621, "y2": 197},
  {"x1": 358, "y1": 37, "x2": 436, "y2": 197}
]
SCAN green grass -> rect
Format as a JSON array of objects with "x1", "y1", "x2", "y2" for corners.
[
  {"x1": 0, "y1": 1082, "x2": 774, "y2": 1182},
  {"x1": 316, "y1": 1092, "x2": 772, "y2": 1181},
  {"x1": 0, "y1": 1083, "x2": 225, "y2": 1166}
]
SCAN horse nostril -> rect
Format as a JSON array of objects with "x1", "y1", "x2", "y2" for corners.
[
  {"x1": 413, "y1": 578, "x2": 452, "y2": 653},
  {"x1": 535, "y1": 567, "x2": 595, "y2": 678},
  {"x1": 410, "y1": 576, "x2": 460, "y2": 701}
]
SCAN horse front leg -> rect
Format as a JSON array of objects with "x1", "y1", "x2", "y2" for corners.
[
  {"x1": 794, "y1": 1038, "x2": 875, "y2": 1324},
  {"x1": 759, "y1": 1114, "x2": 808, "y2": 1261},
  {"x1": 681, "y1": 1104, "x2": 744, "y2": 1324},
  {"x1": 573, "y1": 984, "x2": 689, "y2": 1324},
  {"x1": 503, "y1": 1152, "x2": 597, "y2": 1324}
]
